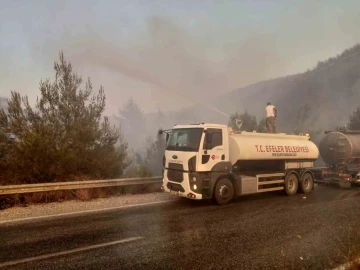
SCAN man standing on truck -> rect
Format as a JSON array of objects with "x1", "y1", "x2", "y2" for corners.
[{"x1": 265, "y1": 102, "x2": 277, "y2": 133}]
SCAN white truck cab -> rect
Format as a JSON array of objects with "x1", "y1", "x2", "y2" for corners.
[{"x1": 160, "y1": 123, "x2": 319, "y2": 205}]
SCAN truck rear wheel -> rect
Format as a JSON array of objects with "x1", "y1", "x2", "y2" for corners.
[
  {"x1": 300, "y1": 172, "x2": 314, "y2": 193},
  {"x1": 214, "y1": 178, "x2": 234, "y2": 205},
  {"x1": 284, "y1": 173, "x2": 298, "y2": 196}
]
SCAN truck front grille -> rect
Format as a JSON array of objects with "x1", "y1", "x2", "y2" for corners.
[
  {"x1": 167, "y1": 170, "x2": 183, "y2": 183},
  {"x1": 167, "y1": 163, "x2": 184, "y2": 183}
]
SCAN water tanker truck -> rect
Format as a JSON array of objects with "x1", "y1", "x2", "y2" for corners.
[
  {"x1": 316, "y1": 129, "x2": 360, "y2": 188},
  {"x1": 159, "y1": 123, "x2": 319, "y2": 205}
]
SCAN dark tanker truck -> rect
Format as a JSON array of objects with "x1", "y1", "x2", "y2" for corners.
[{"x1": 316, "y1": 129, "x2": 360, "y2": 188}]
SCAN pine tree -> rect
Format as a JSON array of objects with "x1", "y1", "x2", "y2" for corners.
[
  {"x1": 0, "y1": 52, "x2": 128, "y2": 183},
  {"x1": 143, "y1": 133, "x2": 166, "y2": 176},
  {"x1": 117, "y1": 98, "x2": 146, "y2": 150}
]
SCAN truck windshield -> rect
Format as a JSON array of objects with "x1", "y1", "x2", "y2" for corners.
[{"x1": 166, "y1": 128, "x2": 203, "y2": 152}]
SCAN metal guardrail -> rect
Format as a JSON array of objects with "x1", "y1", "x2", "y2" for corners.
[{"x1": 0, "y1": 176, "x2": 163, "y2": 195}]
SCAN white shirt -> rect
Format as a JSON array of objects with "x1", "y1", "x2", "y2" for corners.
[{"x1": 266, "y1": 105, "x2": 276, "y2": 117}]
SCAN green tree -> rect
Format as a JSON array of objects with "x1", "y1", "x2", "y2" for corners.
[
  {"x1": 124, "y1": 151, "x2": 153, "y2": 178},
  {"x1": 0, "y1": 124, "x2": 14, "y2": 183},
  {"x1": 257, "y1": 117, "x2": 267, "y2": 133},
  {"x1": 294, "y1": 104, "x2": 322, "y2": 137},
  {"x1": 124, "y1": 132, "x2": 166, "y2": 177},
  {"x1": 156, "y1": 108, "x2": 166, "y2": 125},
  {"x1": 143, "y1": 133, "x2": 166, "y2": 176},
  {"x1": 117, "y1": 98, "x2": 146, "y2": 150},
  {"x1": 0, "y1": 52, "x2": 128, "y2": 183},
  {"x1": 336, "y1": 125, "x2": 347, "y2": 131},
  {"x1": 229, "y1": 111, "x2": 258, "y2": 132},
  {"x1": 348, "y1": 106, "x2": 360, "y2": 130}
]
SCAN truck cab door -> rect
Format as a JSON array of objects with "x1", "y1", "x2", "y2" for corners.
[{"x1": 197, "y1": 128, "x2": 229, "y2": 172}]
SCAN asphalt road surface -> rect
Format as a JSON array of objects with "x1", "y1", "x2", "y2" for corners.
[{"x1": 1, "y1": 184, "x2": 360, "y2": 270}]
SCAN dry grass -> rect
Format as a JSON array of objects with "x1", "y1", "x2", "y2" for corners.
[
  {"x1": 0, "y1": 196, "x2": 15, "y2": 210},
  {"x1": 0, "y1": 183, "x2": 162, "y2": 210},
  {"x1": 47, "y1": 190, "x2": 73, "y2": 202},
  {"x1": 93, "y1": 187, "x2": 111, "y2": 198},
  {"x1": 12, "y1": 194, "x2": 26, "y2": 205},
  {"x1": 26, "y1": 192, "x2": 46, "y2": 204},
  {"x1": 24, "y1": 190, "x2": 75, "y2": 204},
  {"x1": 348, "y1": 261, "x2": 360, "y2": 270},
  {"x1": 75, "y1": 189, "x2": 92, "y2": 201}
]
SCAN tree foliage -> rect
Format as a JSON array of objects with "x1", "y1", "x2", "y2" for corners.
[
  {"x1": 123, "y1": 151, "x2": 153, "y2": 178},
  {"x1": 143, "y1": 133, "x2": 166, "y2": 175},
  {"x1": 117, "y1": 98, "x2": 146, "y2": 150},
  {"x1": 348, "y1": 106, "x2": 360, "y2": 130},
  {"x1": 293, "y1": 103, "x2": 322, "y2": 137},
  {"x1": 124, "y1": 132, "x2": 166, "y2": 177},
  {"x1": 0, "y1": 52, "x2": 128, "y2": 183},
  {"x1": 228, "y1": 111, "x2": 265, "y2": 132}
]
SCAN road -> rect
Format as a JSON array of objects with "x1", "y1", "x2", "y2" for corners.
[{"x1": 1, "y1": 184, "x2": 360, "y2": 270}]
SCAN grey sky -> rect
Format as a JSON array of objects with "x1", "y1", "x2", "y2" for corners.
[{"x1": 1, "y1": 0, "x2": 359, "y2": 114}]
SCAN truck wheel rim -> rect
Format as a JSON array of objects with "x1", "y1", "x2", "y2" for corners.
[
  {"x1": 219, "y1": 185, "x2": 229, "y2": 199},
  {"x1": 287, "y1": 176, "x2": 296, "y2": 191},
  {"x1": 288, "y1": 179, "x2": 293, "y2": 189}
]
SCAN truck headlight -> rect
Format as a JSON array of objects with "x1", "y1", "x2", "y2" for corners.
[
  {"x1": 192, "y1": 176, "x2": 197, "y2": 182},
  {"x1": 193, "y1": 184, "x2": 198, "y2": 190}
]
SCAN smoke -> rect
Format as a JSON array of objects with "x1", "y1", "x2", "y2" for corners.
[
  {"x1": 2, "y1": 2, "x2": 360, "y2": 154},
  {"x1": 28, "y1": 14, "x2": 284, "y2": 116},
  {"x1": 30, "y1": 14, "x2": 284, "y2": 151}
]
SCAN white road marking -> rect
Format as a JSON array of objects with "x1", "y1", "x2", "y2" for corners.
[
  {"x1": 0, "y1": 199, "x2": 175, "y2": 225},
  {"x1": 0, "y1": 236, "x2": 144, "y2": 268}
]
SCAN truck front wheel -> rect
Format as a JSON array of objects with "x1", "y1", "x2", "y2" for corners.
[
  {"x1": 214, "y1": 178, "x2": 234, "y2": 205},
  {"x1": 284, "y1": 173, "x2": 299, "y2": 196}
]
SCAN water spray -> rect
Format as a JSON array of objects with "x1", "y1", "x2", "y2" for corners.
[{"x1": 98, "y1": 54, "x2": 243, "y2": 129}]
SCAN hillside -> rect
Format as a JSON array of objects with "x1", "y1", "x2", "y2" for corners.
[
  {"x1": 220, "y1": 44, "x2": 360, "y2": 136},
  {"x1": 116, "y1": 44, "x2": 360, "y2": 152},
  {"x1": 153, "y1": 44, "x2": 360, "y2": 138}
]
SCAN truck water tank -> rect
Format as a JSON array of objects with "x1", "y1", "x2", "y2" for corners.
[
  {"x1": 228, "y1": 131, "x2": 319, "y2": 164},
  {"x1": 319, "y1": 131, "x2": 360, "y2": 166}
]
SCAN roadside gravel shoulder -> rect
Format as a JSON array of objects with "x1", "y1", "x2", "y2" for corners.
[{"x1": 0, "y1": 192, "x2": 175, "y2": 222}]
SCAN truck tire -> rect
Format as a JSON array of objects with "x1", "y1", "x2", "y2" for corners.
[
  {"x1": 284, "y1": 173, "x2": 298, "y2": 196},
  {"x1": 299, "y1": 172, "x2": 314, "y2": 194},
  {"x1": 214, "y1": 178, "x2": 234, "y2": 205}
]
